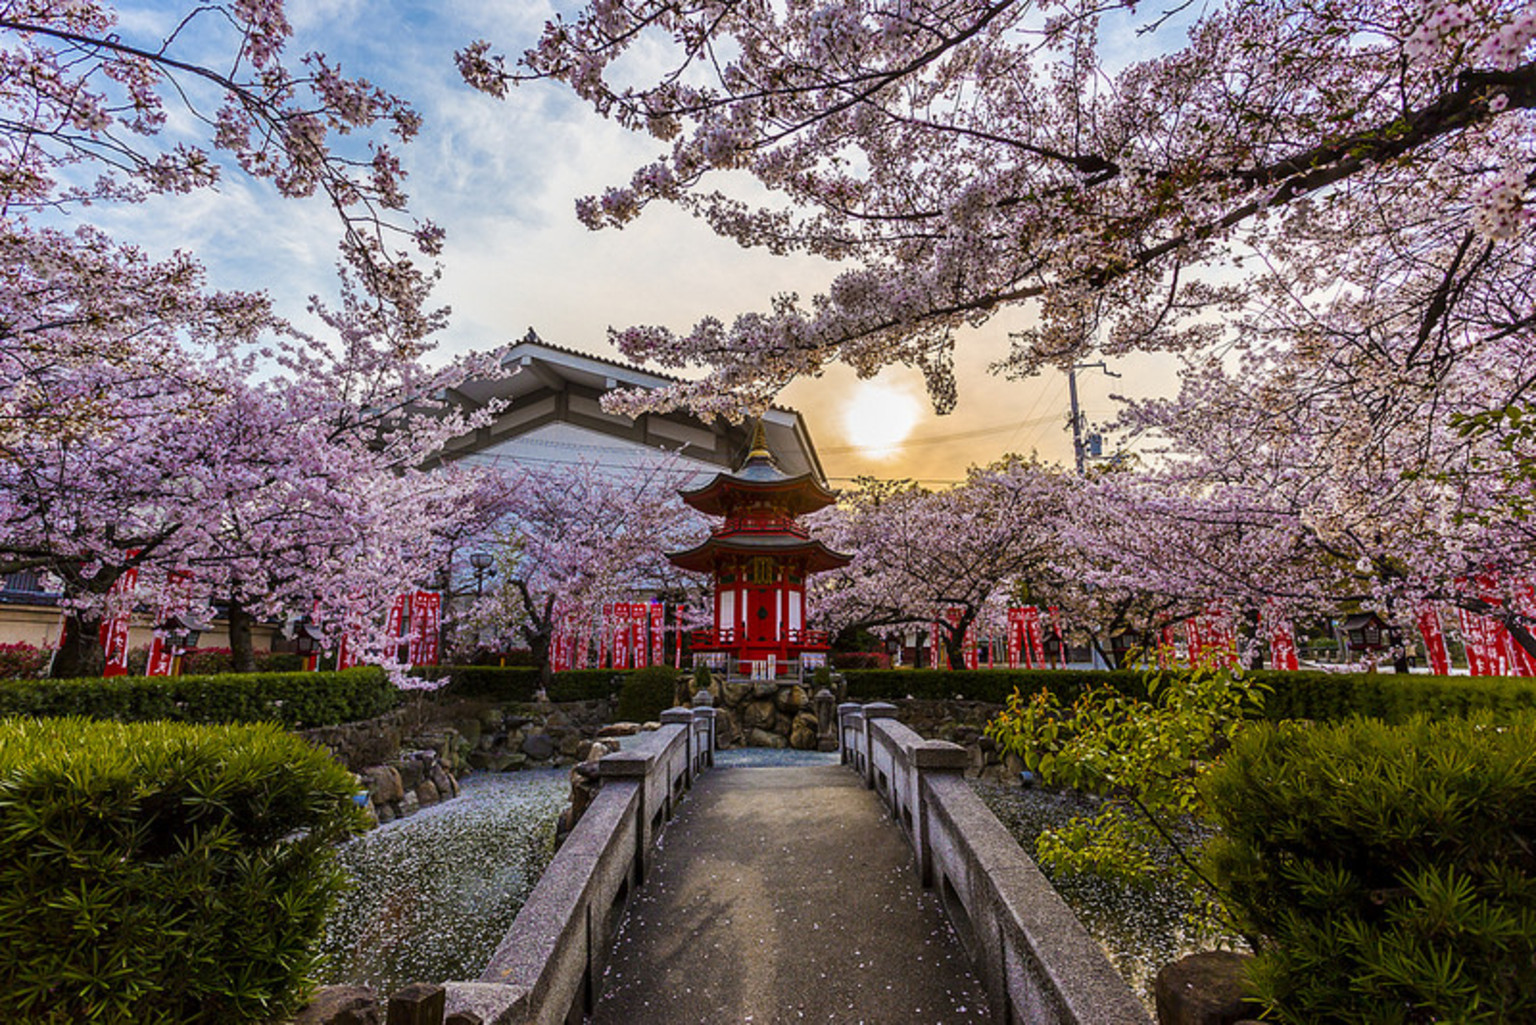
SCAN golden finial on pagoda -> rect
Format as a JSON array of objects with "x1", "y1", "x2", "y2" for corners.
[{"x1": 747, "y1": 418, "x2": 772, "y2": 460}]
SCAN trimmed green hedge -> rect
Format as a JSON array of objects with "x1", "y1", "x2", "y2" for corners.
[
  {"x1": 1203, "y1": 714, "x2": 1536, "y2": 1022},
  {"x1": 1253, "y1": 668, "x2": 1536, "y2": 723},
  {"x1": 840, "y1": 668, "x2": 1149, "y2": 705},
  {"x1": 0, "y1": 717, "x2": 367, "y2": 1023},
  {"x1": 616, "y1": 666, "x2": 681, "y2": 723},
  {"x1": 414, "y1": 666, "x2": 622, "y2": 703},
  {"x1": 0, "y1": 667, "x2": 398, "y2": 728},
  {"x1": 840, "y1": 667, "x2": 1536, "y2": 723}
]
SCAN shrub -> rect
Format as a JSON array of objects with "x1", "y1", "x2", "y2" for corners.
[
  {"x1": 410, "y1": 666, "x2": 619, "y2": 704},
  {"x1": 0, "y1": 667, "x2": 398, "y2": 727},
  {"x1": 0, "y1": 717, "x2": 367, "y2": 1023},
  {"x1": 615, "y1": 665, "x2": 680, "y2": 723},
  {"x1": 0, "y1": 641, "x2": 48, "y2": 679},
  {"x1": 177, "y1": 646, "x2": 236, "y2": 675},
  {"x1": 1201, "y1": 714, "x2": 1536, "y2": 1023}
]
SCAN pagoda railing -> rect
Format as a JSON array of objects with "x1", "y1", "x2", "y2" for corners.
[
  {"x1": 689, "y1": 627, "x2": 830, "y2": 649},
  {"x1": 714, "y1": 510, "x2": 809, "y2": 538}
]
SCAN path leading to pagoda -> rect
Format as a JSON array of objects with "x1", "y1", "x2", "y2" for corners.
[{"x1": 590, "y1": 763, "x2": 991, "y2": 1025}]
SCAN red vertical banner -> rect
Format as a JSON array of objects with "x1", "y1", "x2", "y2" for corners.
[
  {"x1": 600, "y1": 604, "x2": 612, "y2": 668},
  {"x1": 99, "y1": 567, "x2": 141, "y2": 678},
  {"x1": 407, "y1": 591, "x2": 438, "y2": 666},
  {"x1": 1159, "y1": 624, "x2": 1177, "y2": 668},
  {"x1": 1006, "y1": 608, "x2": 1024, "y2": 669},
  {"x1": 613, "y1": 603, "x2": 630, "y2": 669},
  {"x1": 930, "y1": 617, "x2": 943, "y2": 669},
  {"x1": 1512, "y1": 584, "x2": 1536, "y2": 677},
  {"x1": 650, "y1": 602, "x2": 665, "y2": 668},
  {"x1": 1022, "y1": 606, "x2": 1045, "y2": 667},
  {"x1": 674, "y1": 605, "x2": 685, "y2": 669},
  {"x1": 1417, "y1": 603, "x2": 1451, "y2": 676},
  {"x1": 385, "y1": 594, "x2": 409, "y2": 664},
  {"x1": 1186, "y1": 616, "x2": 1205, "y2": 665},
  {"x1": 1266, "y1": 601, "x2": 1299, "y2": 671},
  {"x1": 1458, "y1": 606, "x2": 1500, "y2": 676},
  {"x1": 145, "y1": 570, "x2": 193, "y2": 677}
]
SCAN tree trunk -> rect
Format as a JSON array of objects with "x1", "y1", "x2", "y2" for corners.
[
  {"x1": 944, "y1": 627, "x2": 969, "y2": 671},
  {"x1": 227, "y1": 597, "x2": 257, "y2": 673},
  {"x1": 530, "y1": 628, "x2": 553, "y2": 693},
  {"x1": 52, "y1": 609, "x2": 105, "y2": 678}
]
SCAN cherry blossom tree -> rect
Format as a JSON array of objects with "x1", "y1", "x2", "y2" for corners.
[
  {"x1": 810, "y1": 456, "x2": 1076, "y2": 668},
  {"x1": 466, "y1": 459, "x2": 706, "y2": 688},
  {"x1": 465, "y1": 0, "x2": 1536, "y2": 416}
]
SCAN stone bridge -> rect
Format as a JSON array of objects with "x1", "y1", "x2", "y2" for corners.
[{"x1": 430, "y1": 702, "x2": 1150, "y2": 1025}]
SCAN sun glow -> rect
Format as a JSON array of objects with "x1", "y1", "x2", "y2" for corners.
[{"x1": 842, "y1": 381, "x2": 921, "y2": 458}]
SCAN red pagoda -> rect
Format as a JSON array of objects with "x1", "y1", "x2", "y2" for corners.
[{"x1": 668, "y1": 423, "x2": 850, "y2": 679}]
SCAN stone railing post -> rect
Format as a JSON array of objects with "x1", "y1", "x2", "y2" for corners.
[
  {"x1": 660, "y1": 708, "x2": 694, "y2": 788},
  {"x1": 814, "y1": 688, "x2": 837, "y2": 752},
  {"x1": 598, "y1": 750, "x2": 651, "y2": 883},
  {"x1": 911, "y1": 740, "x2": 967, "y2": 888},
  {"x1": 861, "y1": 702, "x2": 897, "y2": 790},
  {"x1": 692, "y1": 701, "x2": 717, "y2": 768},
  {"x1": 836, "y1": 702, "x2": 861, "y2": 765}
]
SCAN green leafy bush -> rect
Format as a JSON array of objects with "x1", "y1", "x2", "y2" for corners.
[
  {"x1": 0, "y1": 717, "x2": 367, "y2": 1023},
  {"x1": 0, "y1": 667, "x2": 398, "y2": 727},
  {"x1": 1201, "y1": 714, "x2": 1536, "y2": 1023},
  {"x1": 615, "y1": 666, "x2": 680, "y2": 723}
]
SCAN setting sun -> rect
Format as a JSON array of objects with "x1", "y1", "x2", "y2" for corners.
[{"x1": 842, "y1": 381, "x2": 921, "y2": 457}]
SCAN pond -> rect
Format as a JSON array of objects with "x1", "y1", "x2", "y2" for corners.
[
  {"x1": 972, "y1": 780, "x2": 1244, "y2": 1008},
  {"x1": 317, "y1": 769, "x2": 569, "y2": 994}
]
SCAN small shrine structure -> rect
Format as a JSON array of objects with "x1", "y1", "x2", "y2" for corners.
[{"x1": 667, "y1": 423, "x2": 850, "y2": 680}]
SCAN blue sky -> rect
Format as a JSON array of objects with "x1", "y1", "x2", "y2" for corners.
[{"x1": 90, "y1": 0, "x2": 1179, "y2": 483}]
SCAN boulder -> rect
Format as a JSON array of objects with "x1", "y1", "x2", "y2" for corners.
[
  {"x1": 715, "y1": 707, "x2": 743, "y2": 748},
  {"x1": 742, "y1": 699, "x2": 778, "y2": 732},
  {"x1": 1154, "y1": 951, "x2": 1260, "y2": 1025},
  {"x1": 558, "y1": 733, "x2": 587, "y2": 759},
  {"x1": 776, "y1": 685, "x2": 809, "y2": 714},
  {"x1": 752, "y1": 680, "x2": 779, "y2": 699},
  {"x1": 521, "y1": 733, "x2": 556, "y2": 761},
  {"x1": 746, "y1": 727, "x2": 787, "y2": 749},
  {"x1": 395, "y1": 757, "x2": 424, "y2": 790},
  {"x1": 721, "y1": 681, "x2": 753, "y2": 706},
  {"x1": 399, "y1": 790, "x2": 420, "y2": 817},
  {"x1": 375, "y1": 803, "x2": 395, "y2": 825},
  {"x1": 293, "y1": 984, "x2": 381, "y2": 1025},
  {"x1": 415, "y1": 779, "x2": 439, "y2": 807},
  {"x1": 362, "y1": 765, "x2": 404, "y2": 805},
  {"x1": 597, "y1": 722, "x2": 640, "y2": 737},
  {"x1": 789, "y1": 712, "x2": 820, "y2": 750},
  {"x1": 429, "y1": 764, "x2": 454, "y2": 797}
]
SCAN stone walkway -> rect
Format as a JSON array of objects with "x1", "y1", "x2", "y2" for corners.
[{"x1": 591, "y1": 764, "x2": 991, "y2": 1025}]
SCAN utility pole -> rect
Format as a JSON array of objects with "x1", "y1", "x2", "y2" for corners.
[{"x1": 1067, "y1": 361, "x2": 1120, "y2": 475}]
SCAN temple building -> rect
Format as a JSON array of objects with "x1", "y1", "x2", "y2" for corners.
[{"x1": 667, "y1": 424, "x2": 850, "y2": 680}]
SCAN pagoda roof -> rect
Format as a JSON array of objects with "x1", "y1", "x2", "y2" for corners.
[
  {"x1": 678, "y1": 421, "x2": 838, "y2": 516},
  {"x1": 667, "y1": 534, "x2": 852, "y2": 574}
]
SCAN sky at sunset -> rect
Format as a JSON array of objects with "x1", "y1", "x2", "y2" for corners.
[{"x1": 99, "y1": 0, "x2": 1181, "y2": 484}]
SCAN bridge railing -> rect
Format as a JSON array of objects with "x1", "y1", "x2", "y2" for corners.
[
  {"x1": 837, "y1": 702, "x2": 1151, "y2": 1025},
  {"x1": 443, "y1": 704, "x2": 716, "y2": 1025}
]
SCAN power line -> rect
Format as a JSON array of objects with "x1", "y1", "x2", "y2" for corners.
[{"x1": 819, "y1": 413, "x2": 1064, "y2": 454}]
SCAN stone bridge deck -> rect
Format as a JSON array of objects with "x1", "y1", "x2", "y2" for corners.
[{"x1": 591, "y1": 763, "x2": 991, "y2": 1025}]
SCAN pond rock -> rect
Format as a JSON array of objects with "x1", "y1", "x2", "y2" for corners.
[
  {"x1": 1154, "y1": 950, "x2": 1260, "y2": 1025},
  {"x1": 521, "y1": 733, "x2": 556, "y2": 761},
  {"x1": 293, "y1": 984, "x2": 381, "y2": 1024},
  {"x1": 789, "y1": 712, "x2": 820, "y2": 750}
]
